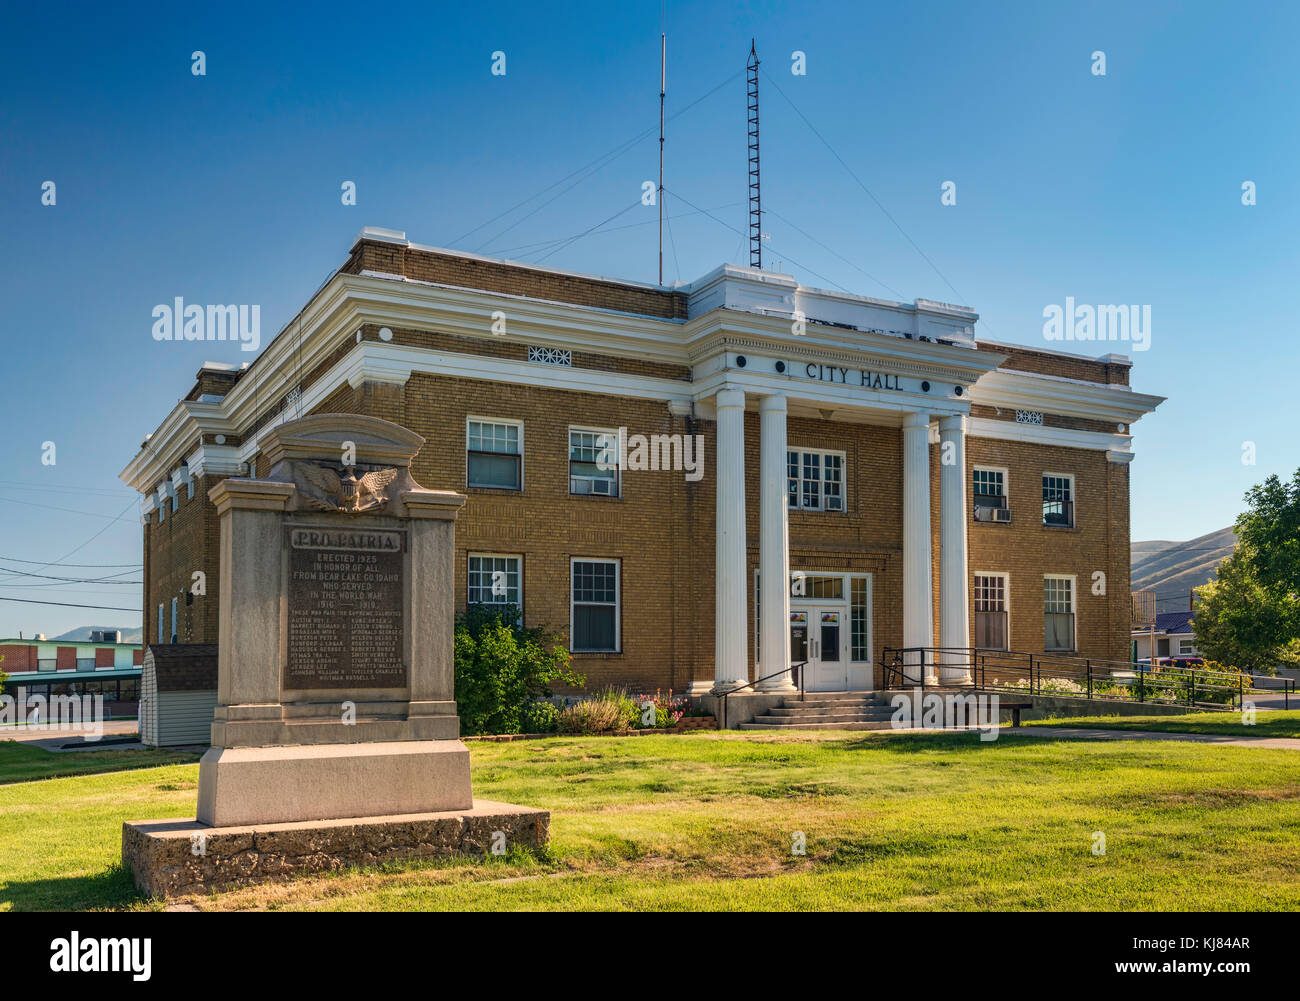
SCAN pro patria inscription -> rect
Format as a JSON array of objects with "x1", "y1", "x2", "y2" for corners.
[{"x1": 285, "y1": 527, "x2": 406, "y2": 690}]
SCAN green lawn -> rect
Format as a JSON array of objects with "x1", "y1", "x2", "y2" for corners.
[
  {"x1": 0, "y1": 741, "x2": 198, "y2": 785},
  {"x1": 1, "y1": 731, "x2": 1298, "y2": 911},
  {"x1": 1026, "y1": 709, "x2": 1300, "y2": 739}
]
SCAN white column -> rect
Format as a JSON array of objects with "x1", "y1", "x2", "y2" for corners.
[
  {"x1": 939, "y1": 415, "x2": 972, "y2": 684},
  {"x1": 756, "y1": 395, "x2": 793, "y2": 691},
  {"x1": 713, "y1": 387, "x2": 749, "y2": 692},
  {"x1": 902, "y1": 412, "x2": 935, "y2": 685}
]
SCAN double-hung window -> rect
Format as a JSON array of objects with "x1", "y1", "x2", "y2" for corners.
[
  {"x1": 1044, "y1": 575, "x2": 1075, "y2": 651},
  {"x1": 1042, "y1": 473, "x2": 1074, "y2": 527},
  {"x1": 973, "y1": 467, "x2": 1010, "y2": 522},
  {"x1": 787, "y1": 448, "x2": 845, "y2": 511},
  {"x1": 974, "y1": 573, "x2": 1009, "y2": 650},
  {"x1": 571, "y1": 558, "x2": 620, "y2": 652},
  {"x1": 467, "y1": 418, "x2": 522, "y2": 490},
  {"x1": 569, "y1": 428, "x2": 620, "y2": 497},
  {"x1": 468, "y1": 554, "x2": 522, "y2": 614}
]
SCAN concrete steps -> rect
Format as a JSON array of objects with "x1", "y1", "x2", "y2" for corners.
[{"x1": 739, "y1": 692, "x2": 896, "y2": 731}]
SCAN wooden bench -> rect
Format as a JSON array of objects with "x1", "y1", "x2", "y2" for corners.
[
  {"x1": 948, "y1": 699, "x2": 1032, "y2": 727},
  {"x1": 999, "y1": 702, "x2": 1032, "y2": 727}
]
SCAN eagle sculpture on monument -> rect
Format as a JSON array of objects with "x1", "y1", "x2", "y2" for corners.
[{"x1": 293, "y1": 463, "x2": 399, "y2": 513}]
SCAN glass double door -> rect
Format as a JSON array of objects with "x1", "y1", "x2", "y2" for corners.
[{"x1": 790, "y1": 607, "x2": 850, "y2": 692}]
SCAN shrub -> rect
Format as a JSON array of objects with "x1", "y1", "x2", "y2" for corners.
[
  {"x1": 625, "y1": 690, "x2": 689, "y2": 727},
  {"x1": 454, "y1": 604, "x2": 584, "y2": 736},
  {"x1": 521, "y1": 700, "x2": 560, "y2": 733},
  {"x1": 557, "y1": 695, "x2": 626, "y2": 734}
]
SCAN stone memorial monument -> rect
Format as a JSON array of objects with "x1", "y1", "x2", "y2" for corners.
[{"x1": 122, "y1": 414, "x2": 548, "y2": 898}]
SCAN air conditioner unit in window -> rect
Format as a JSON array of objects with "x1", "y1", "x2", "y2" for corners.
[
  {"x1": 974, "y1": 504, "x2": 1012, "y2": 523},
  {"x1": 592, "y1": 479, "x2": 614, "y2": 496},
  {"x1": 991, "y1": 506, "x2": 1011, "y2": 523}
]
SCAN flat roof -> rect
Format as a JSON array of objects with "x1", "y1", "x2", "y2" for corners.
[
  {"x1": 4, "y1": 667, "x2": 143, "y2": 683},
  {"x1": 0, "y1": 637, "x2": 141, "y2": 647}
]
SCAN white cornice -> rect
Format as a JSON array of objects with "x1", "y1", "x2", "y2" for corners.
[
  {"x1": 970, "y1": 370, "x2": 1164, "y2": 424},
  {"x1": 121, "y1": 268, "x2": 1163, "y2": 493},
  {"x1": 968, "y1": 416, "x2": 1132, "y2": 454},
  {"x1": 682, "y1": 316, "x2": 1005, "y2": 385}
]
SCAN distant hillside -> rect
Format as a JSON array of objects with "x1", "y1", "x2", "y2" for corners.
[
  {"x1": 49, "y1": 624, "x2": 143, "y2": 644},
  {"x1": 1131, "y1": 527, "x2": 1237, "y2": 615}
]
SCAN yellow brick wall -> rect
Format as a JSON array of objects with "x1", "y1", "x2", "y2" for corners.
[{"x1": 142, "y1": 373, "x2": 1133, "y2": 690}]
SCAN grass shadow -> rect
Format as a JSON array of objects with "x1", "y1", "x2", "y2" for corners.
[{"x1": 0, "y1": 863, "x2": 146, "y2": 912}]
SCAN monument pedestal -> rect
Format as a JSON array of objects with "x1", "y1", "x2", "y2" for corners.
[
  {"x1": 123, "y1": 801, "x2": 549, "y2": 900},
  {"x1": 121, "y1": 415, "x2": 549, "y2": 900},
  {"x1": 196, "y1": 740, "x2": 473, "y2": 827}
]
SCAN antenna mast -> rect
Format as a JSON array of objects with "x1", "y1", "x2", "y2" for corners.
[
  {"x1": 747, "y1": 39, "x2": 761, "y2": 269},
  {"x1": 659, "y1": 32, "x2": 666, "y2": 285}
]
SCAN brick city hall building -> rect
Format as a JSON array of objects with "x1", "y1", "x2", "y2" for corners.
[{"x1": 122, "y1": 227, "x2": 1164, "y2": 696}]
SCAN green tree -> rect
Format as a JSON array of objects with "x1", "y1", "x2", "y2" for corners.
[
  {"x1": 1193, "y1": 549, "x2": 1295, "y2": 673},
  {"x1": 1192, "y1": 469, "x2": 1300, "y2": 672},
  {"x1": 453, "y1": 604, "x2": 584, "y2": 736},
  {"x1": 1236, "y1": 469, "x2": 1300, "y2": 622}
]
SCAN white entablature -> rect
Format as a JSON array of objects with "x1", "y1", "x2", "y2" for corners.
[{"x1": 120, "y1": 249, "x2": 1164, "y2": 493}]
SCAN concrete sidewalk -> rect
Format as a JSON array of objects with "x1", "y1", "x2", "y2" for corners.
[
  {"x1": 1004, "y1": 726, "x2": 1300, "y2": 750},
  {"x1": 0, "y1": 719, "x2": 141, "y2": 751}
]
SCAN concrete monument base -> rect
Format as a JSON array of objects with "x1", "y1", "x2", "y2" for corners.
[
  {"x1": 122, "y1": 800, "x2": 550, "y2": 900},
  {"x1": 196, "y1": 739, "x2": 473, "y2": 827}
]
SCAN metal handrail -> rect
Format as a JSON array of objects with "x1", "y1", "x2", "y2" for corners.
[
  {"x1": 881, "y1": 646, "x2": 1257, "y2": 711},
  {"x1": 718, "y1": 661, "x2": 809, "y2": 730}
]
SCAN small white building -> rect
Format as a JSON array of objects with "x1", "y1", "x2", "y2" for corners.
[
  {"x1": 1132, "y1": 611, "x2": 1199, "y2": 663},
  {"x1": 140, "y1": 644, "x2": 217, "y2": 747}
]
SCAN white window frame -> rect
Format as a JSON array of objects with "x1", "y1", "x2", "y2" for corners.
[
  {"x1": 1042, "y1": 472, "x2": 1075, "y2": 527},
  {"x1": 157, "y1": 604, "x2": 164, "y2": 644},
  {"x1": 465, "y1": 416, "x2": 524, "y2": 491},
  {"x1": 1043, "y1": 574, "x2": 1077, "y2": 652},
  {"x1": 569, "y1": 557, "x2": 621, "y2": 653},
  {"x1": 1177, "y1": 639, "x2": 1196, "y2": 656},
  {"x1": 787, "y1": 447, "x2": 847, "y2": 512},
  {"x1": 972, "y1": 570, "x2": 1010, "y2": 650},
  {"x1": 467, "y1": 553, "x2": 523, "y2": 613},
  {"x1": 568, "y1": 426, "x2": 621, "y2": 498},
  {"x1": 972, "y1": 466, "x2": 1009, "y2": 506}
]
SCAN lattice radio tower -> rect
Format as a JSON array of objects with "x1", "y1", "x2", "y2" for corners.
[{"x1": 747, "y1": 39, "x2": 761, "y2": 269}]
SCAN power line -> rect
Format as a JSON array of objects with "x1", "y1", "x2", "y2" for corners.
[
  {"x1": 530, "y1": 198, "x2": 647, "y2": 265},
  {"x1": 25, "y1": 498, "x2": 140, "y2": 578},
  {"x1": 0, "y1": 480, "x2": 134, "y2": 498},
  {"x1": 489, "y1": 201, "x2": 743, "y2": 258},
  {"x1": 0, "y1": 495, "x2": 139, "y2": 523},
  {"x1": 0, "y1": 565, "x2": 140, "y2": 584},
  {"x1": 764, "y1": 207, "x2": 906, "y2": 300},
  {"x1": 665, "y1": 186, "x2": 852, "y2": 293},
  {"x1": 0, "y1": 596, "x2": 138, "y2": 612},
  {"x1": 463, "y1": 68, "x2": 745, "y2": 256},
  {"x1": 760, "y1": 67, "x2": 973, "y2": 312},
  {"x1": 0, "y1": 556, "x2": 140, "y2": 568}
]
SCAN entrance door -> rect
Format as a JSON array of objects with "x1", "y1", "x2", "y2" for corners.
[{"x1": 791, "y1": 608, "x2": 849, "y2": 692}]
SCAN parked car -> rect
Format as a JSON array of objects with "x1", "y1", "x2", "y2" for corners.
[{"x1": 1135, "y1": 656, "x2": 1206, "y2": 671}]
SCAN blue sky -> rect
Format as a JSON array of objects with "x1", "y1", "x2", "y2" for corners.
[{"x1": 1, "y1": 0, "x2": 1296, "y2": 637}]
